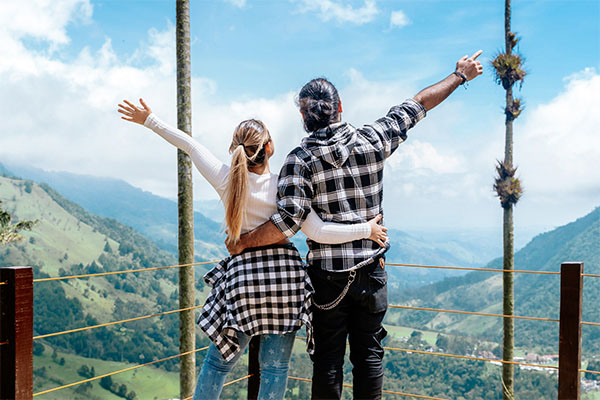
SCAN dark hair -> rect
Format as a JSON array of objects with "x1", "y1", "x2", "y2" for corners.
[{"x1": 298, "y1": 78, "x2": 340, "y2": 132}]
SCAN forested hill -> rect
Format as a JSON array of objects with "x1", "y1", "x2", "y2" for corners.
[
  {"x1": 1, "y1": 162, "x2": 227, "y2": 260},
  {"x1": 3, "y1": 162, "x2": 508, "y2": 288},
  {"x1": 0, "y1": 175, "x2": 212, "y2": 374},
  {"x1": 391, "y1": 206, "x2": 600, "y2": 352}
]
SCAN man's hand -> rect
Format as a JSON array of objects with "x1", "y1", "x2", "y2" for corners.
[
  {"x1": 456, "y1": 50, "x2": 483, "y2": 81},
  {"x1": 225, "y1": 236, "x2": 245, "y2": 256},
  {"x1": 414, "y1": 49, "x2": 484, "y2": 111}
]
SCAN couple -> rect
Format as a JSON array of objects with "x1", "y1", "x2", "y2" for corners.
[{"x1": 118, "y1": 50, "x2": 482, "y2": 400}]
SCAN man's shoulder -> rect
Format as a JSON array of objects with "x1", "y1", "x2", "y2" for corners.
[{"x1": 285, "y1": 144, "x2": 312, "y2": 165}]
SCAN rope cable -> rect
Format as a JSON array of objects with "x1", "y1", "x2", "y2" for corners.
[
  {"x1": 582, "y1": 321, "x2": 600, "y2": 327},
  {"x1": 33, "y1": 260, "x2": 219, "y2": 283},
  {"x1": 382, "y1": 346, "x2": 558, "y2": 370},
  {"x1": 223, "y1": 374, "x2": 253, "y2": 387},
  {"x1": 33, "y1": 305, "x2": 204, "y2": 340},
  {"x1": 388, "y1": 304, "x2": 559, "y2": 323},
  {"x1": 32, "y1": 346, "x2": 209, "y2": 397},
  {"x1": 288, "y1": 376, "x2": 448, "y2": 399},
  {"x1": 385, "y1": 262, "x2": 559, "y2": 275},
  {"x1": 294, "y1": 337, "x2": 557, "y2": 370},
  {"x1": 580, "y1": 369, "x2": 600, "y2": 375}
]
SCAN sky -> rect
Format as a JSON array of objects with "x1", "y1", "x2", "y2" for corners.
[{"x1": 0, "y1": 0, "x2": 598, "y2": 232}]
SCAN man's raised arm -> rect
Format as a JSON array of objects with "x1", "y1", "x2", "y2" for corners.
[{"x1": 414, "y1": 50, "x2": 483, "y2": 111}]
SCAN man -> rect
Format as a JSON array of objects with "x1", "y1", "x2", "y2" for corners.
[{"x1": 227, "y1": 51, "x2": 483, "y2": 399}]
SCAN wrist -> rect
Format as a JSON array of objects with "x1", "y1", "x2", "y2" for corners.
[
  {"x1": 453, "y1": 71, "x2": 467, "y2": 85},
  {"x1": 364, "y1": 223, "x2": 372, "y2": 239}
]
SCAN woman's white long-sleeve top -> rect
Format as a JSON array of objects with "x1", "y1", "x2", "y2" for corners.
[{"x1": 143, "y1": 113, "x2": 371, "y2": 243}]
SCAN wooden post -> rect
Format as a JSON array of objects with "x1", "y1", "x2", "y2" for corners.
[
  {"x1": 0, "y1": 266, "x2": 34, "y2": 400},
  {"x1": 558, "y1": 262, "x2": 583, "y2": 400},
  {"x1": 247, "y1": 336, "x2": 261, "y2": 400},
  {"x1": 176, "y1": 0, "x2": 195, "y2": 397}
]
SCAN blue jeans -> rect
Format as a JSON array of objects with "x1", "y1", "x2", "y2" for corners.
[{"x1": 193, "y1": 331, "x2": 296, "y2": 400}]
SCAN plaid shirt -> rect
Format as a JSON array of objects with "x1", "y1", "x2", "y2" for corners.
[
  {"x1": 271, "y1": 99, "x2": 426, "y2": 272},
  {"x1": 197, "y1": 244, "x2": 314, "y2": 361}
]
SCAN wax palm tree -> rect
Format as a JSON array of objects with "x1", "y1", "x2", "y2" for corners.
[
  {"x1": 491, "y1": 1, "x2": 525, "y2": 398},
  {"x1": 176, "y1": 0, "x2": 195, "y2": 397},
  {"x1": 0, "y1": 200, "x2": 36, "y2": 244}
]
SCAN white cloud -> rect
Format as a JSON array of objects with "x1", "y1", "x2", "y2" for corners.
[
  {"x1": 223, "y1": 0, "x2": 247, "y2": 7},
  {"x1": 390, "y1": 10, "x2": 410, "y2": 28},
  {"x1": 295, "y1": 0, "x2": 378, "y2": 25},
  {"x1": 387, "y1": 140, "x2": 464, "y2": 175},
  {"x1": 0, "y1": 0, "x2": 91, "y2": 46},
  {"x1": 0, "y1": 1, "x2": 597, "y2": 231},
  {"x1": 515, "y1": 67, "x2": 600, "y2": 198}
]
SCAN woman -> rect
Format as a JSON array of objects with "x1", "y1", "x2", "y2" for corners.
[{"x1": 117, "y1": 98, "x2": 388, "y2": 400}]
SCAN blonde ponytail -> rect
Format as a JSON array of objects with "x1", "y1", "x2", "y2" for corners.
[{"x1": 224, "y1": 119, "x2": 271, "y2": 243}]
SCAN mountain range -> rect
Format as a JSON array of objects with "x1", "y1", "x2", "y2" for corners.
[{"x1": 1, "y1": 162, "x2": 541, "y2": 288}]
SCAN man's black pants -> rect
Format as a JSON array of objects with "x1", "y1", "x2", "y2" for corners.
[{"x1": 308, "y1": 259, "x2": 388, "y2": 400}]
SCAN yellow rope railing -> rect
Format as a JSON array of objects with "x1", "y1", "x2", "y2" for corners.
[
  {"x1": 388, "y1": 304, "x2": 559, "y2": 323},
  {"x1": 32, "y1": 346, "x2": 209, "y2": 397},
  {"x1": 223, "y1": 374, "x2": 253, "y2": 387},
  {"x1": 288, "y1": 376, "x2": 449, "y2": 399},
  {"x1": 582, "y1": 321, "x2": 600, "y2": 327},
  {"x1": 580, "y1": 368, "x2": 600, "y2": 375},
  {"x1": 382, "y1": 346, "x2": 558, "y2": 370},
  {"x1": 33, "y1": 305, "x2": 204, "y2": 340},
  {"x1": 385, "y1": 262, "x2": 560, "y2": 275},
  {"x1": 33, "y1": 260, "x2": 219, "y2": 283},
  {"x1": 294, "y1": 336, "x2": 558, "y2": 370}
]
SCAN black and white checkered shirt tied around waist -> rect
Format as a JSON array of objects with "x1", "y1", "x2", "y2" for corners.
[
  {"x1": 197, "y1": 244, "x2": 314, "y2": 362},
  {"x1": 271, "y1": 99, "x2": 427, "y2": 272}
]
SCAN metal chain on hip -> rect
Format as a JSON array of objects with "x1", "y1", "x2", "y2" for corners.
[{"x1": 313, "y1": 269, "x2": 357, "y2": 311}]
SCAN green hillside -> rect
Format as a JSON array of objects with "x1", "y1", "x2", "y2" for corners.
[
  {"x1": 0, "y1": 175, "x2": 576, "y2": 398},
  {"x1": 391, "y1": 206, "x2": 600, "y2": 353},
  {"x1": 2, "y1": 162, "x2": 227, "y2": 261},
  {"x1": 0, "y1": 176, "x2": 214, "y2": 376}
]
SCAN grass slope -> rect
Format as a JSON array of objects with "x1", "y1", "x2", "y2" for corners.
[
  {"x1": 33, "y1": 344, "x2": 179, "y2": 400},
  {"x1": 392, "y1": 206, "x2": 600, "y2": 352}
]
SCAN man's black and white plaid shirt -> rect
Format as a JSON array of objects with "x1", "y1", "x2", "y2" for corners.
[{"x1": 271, "y1": 99, "x2": 427, "y2": 272}]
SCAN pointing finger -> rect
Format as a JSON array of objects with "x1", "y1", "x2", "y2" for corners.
[{"x1": 469, "y1": 49, "x2": 483, "y2": 60}]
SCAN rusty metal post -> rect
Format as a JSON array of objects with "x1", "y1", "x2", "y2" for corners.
[
  {"x1": 248, "y1": 336, "x2": 260, "y2": 399},
  {"x1": 0, "y1": 266, "x2": 34, "y2": 399},
  {"x1": 558, "y1": 262, "x2": 583, "y2": 400}
]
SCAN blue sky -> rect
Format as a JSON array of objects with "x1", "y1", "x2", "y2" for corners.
[
  {"x1": 75, "y1": 0, "x2": 599, "y2": 102},
  {"x1": 0, "y1": 0, "x2": 598, "y2": 231}
]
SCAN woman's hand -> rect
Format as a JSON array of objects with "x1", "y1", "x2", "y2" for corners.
[
  {"x1": 368, "y1": 214, "x2": 388, "y2": 247},
  {"x1": 118, "y1": 98, "x2": 152, "y2": 125}
]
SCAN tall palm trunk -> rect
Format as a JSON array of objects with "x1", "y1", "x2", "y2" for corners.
[
  {"x1": 501, "y1": 1, "x2": 515, "y2": 398},
  {"x1": 176, "y1": 0, "x2": 195, "y2": 398}
]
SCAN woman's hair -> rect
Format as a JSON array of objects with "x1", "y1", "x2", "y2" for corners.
[
  {"x1": 297, "y1": 78, "x2": 340, "y2": 132},
  {"x1": 224, "y1": 119, "x2": 271, "y2": 243}
]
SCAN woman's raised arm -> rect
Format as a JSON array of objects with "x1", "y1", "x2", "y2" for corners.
[{"x1": 118, "y1": 98, "x2": 229, "y2": 191}]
